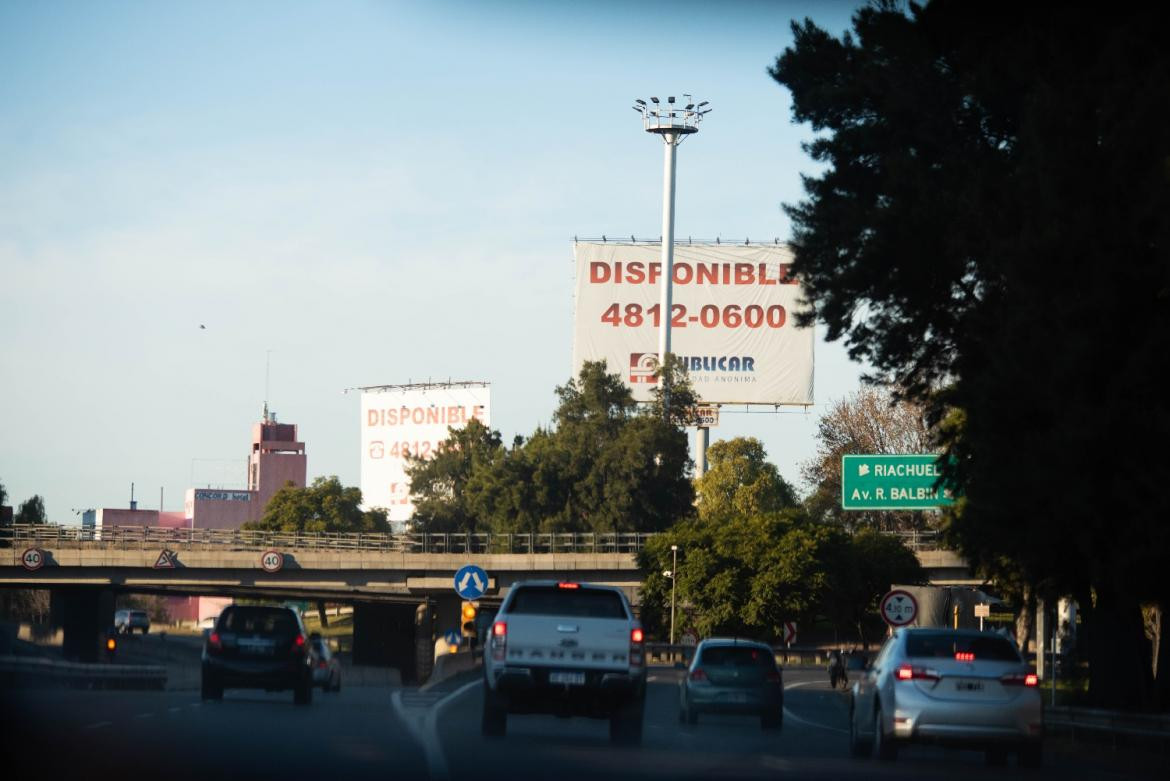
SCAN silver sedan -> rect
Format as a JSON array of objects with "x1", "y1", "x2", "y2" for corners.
[{"x1": 849, "y1": 627, "x2": 1042, "y2": 766}]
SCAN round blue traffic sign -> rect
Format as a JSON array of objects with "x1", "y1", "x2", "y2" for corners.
[{"x1": 454, "y1": 564, "x2": 488, "y2": 600}]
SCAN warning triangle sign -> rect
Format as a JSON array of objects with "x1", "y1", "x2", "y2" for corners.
[{"x1": 153, "y1": 549, "x2": 176, "y2": 569}]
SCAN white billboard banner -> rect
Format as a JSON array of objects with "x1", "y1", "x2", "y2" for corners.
[
  {"x1": 360, "y1": 385, "x2": 491, "y2": 524},
  {"x1": 572, "y1": 243, "x2": 814, "y2": 405}
]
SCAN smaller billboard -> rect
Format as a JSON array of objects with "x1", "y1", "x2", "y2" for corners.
[{"x1": 360, "y1": 384, "x2": 491, "y2": 525}]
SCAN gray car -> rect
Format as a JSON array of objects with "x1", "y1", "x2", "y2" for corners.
[
  {"x1": 678, "y1": 638, "x2": 783, "y2": 729},
  {"x1": 114, "y1": 609, "x2": 150, "y2": 635},
  {"x1": 849, "y1": 627, "x2": 1042, "y2": 766}
]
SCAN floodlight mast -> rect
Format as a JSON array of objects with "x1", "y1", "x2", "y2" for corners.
[{"x1": 632, "y1": 93, "x2": 709, "y2": 414}]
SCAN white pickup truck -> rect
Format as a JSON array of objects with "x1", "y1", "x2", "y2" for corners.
[{"x1": 481, "y1": 580, "x2": 646, "y2": 744}]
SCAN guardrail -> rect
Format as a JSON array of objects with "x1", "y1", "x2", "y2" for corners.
[
  {"x1": 0, "y1": 655, "x2": 167, "y2": 689},
  {"x1": 645, "y1": 643, "x2": 834, "y2": 668},
  {"x1": 1045, "y1": 706, "x2": 1170, "y2": 749},
  {"x1": 0, "y1": 525, "x2": 656, "y2": 555}
]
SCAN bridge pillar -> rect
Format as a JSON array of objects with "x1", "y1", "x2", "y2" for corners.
[
  {"x1": 51, "y1": 588, "x2": 114, "y2": 662},
  {"x1": 352, "y1": 601, "x2": 423, "y2": 683}
]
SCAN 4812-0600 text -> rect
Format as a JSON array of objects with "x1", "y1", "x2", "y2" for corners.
[{"x1": 599, "y1": 303, "x2": 787, "y2": 329}]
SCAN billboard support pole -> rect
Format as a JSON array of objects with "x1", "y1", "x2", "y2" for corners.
[
  {"x1": 695, "y1": 426, "x2": 708, "y2": 478},
  {"x1": 633, "y1": 95, "x2": 709, "y2": 418}
]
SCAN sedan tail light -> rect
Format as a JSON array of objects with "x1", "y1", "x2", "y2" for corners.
[
  {"x1": 207, "y1": 632, "x2": 222, "y2": 653},
  {"x1": 765, "y1": 669, "x2": 781, "y2": 683},
  {"x1": 1001, "y1": 672, "x2": 1039, "y2": 687},
  {"x1": 895, "y1": 664, "x2": 939, "y2": 682},
  {"x1": 689, "y1": 668, "x2": 708, "y2": 682}
]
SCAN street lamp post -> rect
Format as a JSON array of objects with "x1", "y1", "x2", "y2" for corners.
[
  {"x1": 670, "y1": 544, "x2": 679, "y2": 645},
  {"x1": 632, "y1": 95, "x2": 710, "y2": 413}
]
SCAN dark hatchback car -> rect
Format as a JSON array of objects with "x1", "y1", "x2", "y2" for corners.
[
  {"x1": 679, "y1": 638, "x2": 784, "y2": 729},
  {"x1": 202, "y1": 605, "x2": 314, "y2": 705}
]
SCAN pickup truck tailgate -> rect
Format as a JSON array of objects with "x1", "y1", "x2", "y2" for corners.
[{"x1": 506, "y1": 616, "x2": 631, "y2": 670}]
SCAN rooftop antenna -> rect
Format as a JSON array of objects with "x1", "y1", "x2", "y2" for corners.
[{"x1": 263, "y1": 349, "x2": 274, "y2": 422}]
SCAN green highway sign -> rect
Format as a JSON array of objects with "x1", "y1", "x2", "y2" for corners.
[{"x1": 841, "y1": 454, "x2": 956, "y2": 511}]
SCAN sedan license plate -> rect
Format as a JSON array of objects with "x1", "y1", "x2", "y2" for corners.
[
  {"x1": 955, "y1": 679, "x2": 984, "y2": 692},
  {"x1": 549, "y1": 671, "x2": 586, "y2": 686}
]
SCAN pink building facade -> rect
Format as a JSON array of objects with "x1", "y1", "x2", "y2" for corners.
[{"x1": 94, "y1": 412, "x2": 308, "y2": 623}]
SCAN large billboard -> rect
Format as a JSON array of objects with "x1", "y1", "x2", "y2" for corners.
[
  {"x1": 572, "y1": 242, "x2": 814, "y2": 405},
  {"x1": 360, "y1": 384, "x2": 491, "y2": 525}
]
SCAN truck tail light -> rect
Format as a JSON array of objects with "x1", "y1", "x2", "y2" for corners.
[
  {"x1": 491, "y1": 621, "x2": 507, "y2": 662},
  {"x1": 629, "y1": 627, "x2": 644, "y2": 667}
]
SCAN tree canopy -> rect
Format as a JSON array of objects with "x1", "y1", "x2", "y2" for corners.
[
  {"x1": 772, "y1": 0, "x2": 1170, "y2": 707},
  {"x1": 638, "y1": 436, "x2": 925, "y2": 645},
  {"x1": 245, "y1": 476, "x2": 389, "y2": 534},
  {"x1": 408, "y1": 361, "x2": 695, "y2": 535},
  {"x1": 15, "y1": 495, "x2": 46, "y2": 525}
]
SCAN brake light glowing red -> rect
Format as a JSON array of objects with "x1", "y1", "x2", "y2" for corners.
[
  {"x1": 1001, "y1": 672, "x2": 1040, "y2": 687},
  {"x1": 208, "y1": 632, "x2": 222, "y2": 650},
  {"x1": 558, "y1": 582, "x2": 579, "y2": 589},
  {"x1": 631, "y1": 628, "x2": 644, "y2": 644},
  {"x1": 294, "y1": 634, "x2": 305, "y2": 647},
  {"x1": 896, "y1": 664, "x2": 939, "y2": 681},
  {"x1": 490, "y1": 621, "x2": 507, "y2": 662},
  {"x1": 955, "y1": 652, "x2": 975, "y2": 662}
]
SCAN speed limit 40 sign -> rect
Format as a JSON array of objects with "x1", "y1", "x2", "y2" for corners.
[
  {"x1": 21, "y1": 547, "x2": 45, "y2": 572},
  {"x1": 260, "y1": 550, "x2": 284, "y2": 573}
]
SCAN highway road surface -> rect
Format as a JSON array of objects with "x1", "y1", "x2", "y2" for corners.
[{"x1": 2, "y1": 666, "x2": 1162, "y2": 780}]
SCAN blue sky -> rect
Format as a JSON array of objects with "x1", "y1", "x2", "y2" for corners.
[{"x1": 0, "y1": 0, "x2": 867, "y2": 521}]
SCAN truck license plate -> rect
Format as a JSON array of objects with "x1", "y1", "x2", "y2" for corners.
[{"x1": 550, "y1": 671, "x2": 585, "y2": 686}]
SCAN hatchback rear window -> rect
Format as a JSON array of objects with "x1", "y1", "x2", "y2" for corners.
[
  {"x1": 219, "y1": 607, "x2": 297, "y2": 636},
  {"x1": 905, "y1": 632, "x2": 1020, "y2": 662},
  {"x1": 698, "y1": 646, "x2": 776, "y2": 668},
  {"x1": 507, "y1": 587, "x2": 628, "y2": 619}
]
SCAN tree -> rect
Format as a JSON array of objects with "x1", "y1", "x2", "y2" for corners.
[
  {"x1": 15, "y1": 495, "x2": 46, "y2": 525},
  {"x1": 771, "y1": 1, "x2": 1170, "y2": 707},
  {"x1": 695, "y1": 438, "x2": 797, "y2": 522},
  {"x1": 820, "y1": 527, "x2": 927, "y2": 649},
  {"x1": 245, "y1": 477, "x2": 390, "y2": 534},
  {"x1": 406, "y1": 418, "x2": 504, "y2": 534},
  {"x1": 413, "y1": 361, "x2": 695, "y2": 536},
  {"x1": 803, "y1": 387, "x2": 935, "y2": 531}
]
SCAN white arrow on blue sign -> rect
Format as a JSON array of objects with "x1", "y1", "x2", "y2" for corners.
[
  {"x1": 443, "y1": 629, "x2": 461, "y2": 647},
  {"x1": 454, "y1": 564, "x2": 488, "y2": 600}
]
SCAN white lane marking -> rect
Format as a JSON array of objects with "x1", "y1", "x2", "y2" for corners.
[
  {"x1": 82, "y1": 721, "x2": 112, "y2": 731},
  {"x1": 392, "y1": 678, "x2": 480, "y2": 781},
  {"x1": 168, "y1": 706, "x2": 183, "y2": 713},
  {"x1": 133, "y1": 712, "x2": 153, "y2": 720},
  {"x1": 783, "y1": 679, "x2": 850, "y2": 734}
]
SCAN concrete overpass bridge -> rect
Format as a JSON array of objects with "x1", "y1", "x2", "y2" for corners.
[{"x1": 1, "y1": 525, "x2": 976, "y2": 678}]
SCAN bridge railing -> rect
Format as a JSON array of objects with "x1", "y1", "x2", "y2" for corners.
[
  {"x1": 0, "y1": 525, "x2": 655, "y2": 555},
  {"x1": 1, "y1": 524, "x2": 940, "y2": 554}
]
